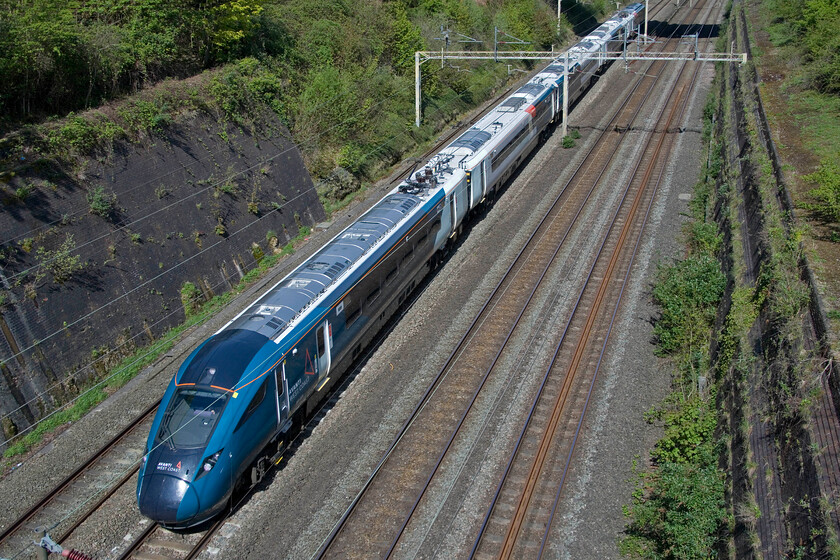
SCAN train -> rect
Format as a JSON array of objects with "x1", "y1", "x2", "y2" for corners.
[{"x1": 136, "y1": 3, "x2": 646, "y2": 528}]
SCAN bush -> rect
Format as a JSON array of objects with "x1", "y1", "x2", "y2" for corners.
[
  {"x1": 87, "y1": 186, "x2": 118, "y2": 218},
  {"x1": 802, "y1": 160, "x2": 840, "y2": 223},
  {"x1": 35, "y1": 233, "x2": 84, "y2": 284},
  {"x1": 652, "y1": 256, "x2": 726, "y2": 356},
  {"x1": 652, "y1": 398, "x2": 717, "y2": 464},
  {"x1": 621, "y1": 446, "x2": 727, "y2": 559},
  {"x1": 180, "y1": 282, "x2": 202, "y2": 316}
]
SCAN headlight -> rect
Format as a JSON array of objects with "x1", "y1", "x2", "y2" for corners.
[{"x1": 195, "y1": 449, "x2": 223, "y2": 480}]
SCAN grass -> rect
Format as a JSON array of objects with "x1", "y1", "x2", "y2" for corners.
[{"x1": 787, "y1": 90, "x2": 840, "y2": 164}]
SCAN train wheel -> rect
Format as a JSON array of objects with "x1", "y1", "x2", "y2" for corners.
[{"x1": 251, "y1": 456, "x2": 268, "y2": 485}]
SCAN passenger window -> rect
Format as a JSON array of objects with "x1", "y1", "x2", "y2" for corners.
[
  {"x1": 401, "y1": 249, "x2": 414, "y2": 267},
  {"x1": 235, "y1": 378, "x2": 267, "y2": 432},
  {"x1": 385, "y1": 268, "x2": 397, "y2": 285},
  {"x1": 346, "y1": 306, "x2": 361, "y2": 326},
  {"x1": 417, "y1": 234, "x2": 427, "y2": 247},
  {"x1": 366, "y1": 287, "x2": 380, "y2": 305}
]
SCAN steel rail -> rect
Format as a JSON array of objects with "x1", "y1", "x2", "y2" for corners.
[
  {"x1": 489, "y1": 83, "x2": 686, "y2": 560},
  {"x1": 380, "y1": 18, "x2": 693, "y2": 560},
  {"x1": 471, "y1": 0, "x2": 721, "y2": 556},
  {"x1": 317, "y1": 60, "x2": 655, "y2": 560},
  {"x1": 314, "y1": 2, "x2": 688, "y2": 557},
  {"x1": 536, "y1": 11, "x2": 718, "y2": 554},
  {"x1": 0, "y1": 401, "x2": 158, "y2": 548},
  {"x1": 0, "y1": 52, "x2": 542, "y2": 560}
]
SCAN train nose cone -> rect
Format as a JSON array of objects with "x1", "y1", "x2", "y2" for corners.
[{"x1": 138, "y1": 473, "x2": 200, "y2": 525}]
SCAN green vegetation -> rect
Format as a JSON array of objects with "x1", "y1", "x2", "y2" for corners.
[
  {"x1": 801, "y1": 162, "x2": 840, "y2": 222},
  {"x1": 622, "y1": 251, "x2": 728, "y2": 559},
  {"x1": 3, "y1": 388, "x2": 108, "y2": 458},
  {"x1": 0, "y1": 0, "x2": 272, "y2": 119},
  {"x1": 763, "y1": 0, "x2": 840, "y2": 94},
  {"x1": 35, "y1": 233, "x2": 84, "y2": 284},
  {"x1": 0, "y1": 0, "x2": 620, "y2": 467},
  {"x1": 762, "y1": 0, "x2": 840, "y2": 229},
  {"x1": 622, "y1": 446, "x2": 725, "y2": 559},
  {"x1": 180, "y1": 281, "x2": 202, "y2": 317},
  {"x1": 14, "y1": 183, "x2": 32, "y2": 201},
  {"x1": 86, "y1": 186, "x2": 118, "y2": 218},
  {"x1": 3, "y1": 224, "x2": 313, "y2": 460},
  {"x1": 651, "y1": 256, "x2": 725, "y2": 357},
  {"x1": 621, "y1": 88, "x2": 728, "y2": 559},
  {"x1": 0, "y1": 0, "x2": 583, "y2": 207}
]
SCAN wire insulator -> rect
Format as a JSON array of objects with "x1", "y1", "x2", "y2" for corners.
[{"x1": 63, "y1": 549, "x2": 95, "y2": 560}]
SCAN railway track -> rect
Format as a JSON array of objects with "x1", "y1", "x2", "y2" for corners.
[
  {"x1": 116, "y1": 518, "x2": 224, "y2": 560},
  {"x1": 0, "y1": 403, "x2": 157, "y2": 559},
  {"x1": 0, "y1": 27, "x2": 556, "y2": 560},
  {"x1": 0, "y1": 2, "x2": 726, "y2": 559},
  {"x1": 314, "y1": 1, "x2": 723, "y2": 558},
  {"x1": 473, "y1": 2, "x2": 727, "y2": 556}
]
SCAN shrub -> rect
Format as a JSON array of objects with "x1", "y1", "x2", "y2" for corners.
[
  {"x1": 180, "y1": 282, "x2": 202, "y2": 316},
  {"x1": 215, "y1": 181, "x2": 237, "y2": 197},
  {"x1": 802, "y1": 161, "x2": 840, "y2": 223},
  {"x1": 87, "y1": 186, "x2": 118, "y2": 218},
  {"x1": 118, "y1": 100, "x2": 172, "y2": 134},
  {"x1": 35, "y1": 234, "x2": 84, "y2": 284},
  {"x1": 621, "y1": 446, "x2": 727, "y2": 559},
  {"x1": 14, "y1": 183, "x2": 32, "y2": 201},
  {"x1": 652, "y1": 256, "x2": 725, "y2": 356}
]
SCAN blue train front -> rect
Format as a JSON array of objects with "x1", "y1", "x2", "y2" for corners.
[
  {"x1": 137, "y1": 188, "x2": 447, "y2": 527},
  {"x1": 137, "y1": 328, "x2": 289, "y2": 527}
]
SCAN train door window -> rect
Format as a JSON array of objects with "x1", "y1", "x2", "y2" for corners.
[
  {"x1": 235, "y1": 378, "x2": 267, "y2": 432},
  {"x1": 317, "y1": 326, "x2": 326, "y2": 356},
  {"x1": 276, "y1": 368, "x2": 284, "y2": 399}
]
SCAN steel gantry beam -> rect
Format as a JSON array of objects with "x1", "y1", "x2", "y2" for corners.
[{"x1": 414, "y1": 46, "x2": 746, "y2": 127}]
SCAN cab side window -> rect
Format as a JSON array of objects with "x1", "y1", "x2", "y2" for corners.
[{"x1": 235, "y1": 378, "x2": 267, "y2": 432}]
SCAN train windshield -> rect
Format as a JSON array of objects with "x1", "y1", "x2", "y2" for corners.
[{"x1": 156, "y1": 388, "x2": 229, "y2": 449}]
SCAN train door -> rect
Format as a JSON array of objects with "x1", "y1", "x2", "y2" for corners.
[
  {"x1": 316, "y1": 320, "x2": 332, "y2": 389},
  {"x1": 275, "y1": 363, "x2": 290, "y2": 424},
  {"x1": 454, "y1": 177, "x2": 468, "y2": 226},
  {"x1": 448, "y1": 193, "x2": 456, "y2": 236},
  {"x1": 470, "y1": 162, "x2": 484, "y2": 206}
]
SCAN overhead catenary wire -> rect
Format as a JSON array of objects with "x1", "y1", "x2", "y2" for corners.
[
  {"x1": 0, "y1": 65, "x2": 512, "y2": 560},
  {"x1": 0, "y1": 57, "x2": 492, "y2": 441},
  {"x1": 1, "y1": 7, "x2": 661, "y2": 558},
  {"x1": 0, "y1": 0, "x2": 641, "y2": 444}
]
